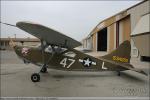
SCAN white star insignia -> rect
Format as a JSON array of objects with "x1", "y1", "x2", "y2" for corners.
[
  {"x1": 84, "y1": 58, "x2": 91, "y2": 66},
  {"x1": 79, "y1": 57, "x2": 96, "y2": 67}
]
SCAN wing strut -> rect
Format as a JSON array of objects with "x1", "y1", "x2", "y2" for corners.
[
  {"x1": 40, "y1": 40, "x2": 56, "y2": 72},
  {"x1": 41, "y1": 40, "x2": 46, "y2": 65},
  {"x1": 64, "y1": 40, "x2": 68, "y2": 48}
]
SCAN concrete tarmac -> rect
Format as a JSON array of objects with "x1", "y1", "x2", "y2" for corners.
[{"x1": 0, "y1": 51, "x2": 149, "y2": 98}]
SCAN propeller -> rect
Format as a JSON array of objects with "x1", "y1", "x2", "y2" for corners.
[
  {"x1": 0, "y1": 21, "x2": 17, "y2": 48},
  {"x1": 9, "y1": 38, "x2": 16, "y2": 48}
]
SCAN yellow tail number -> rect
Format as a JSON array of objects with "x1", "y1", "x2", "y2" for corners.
[{"x1": 112, "y1": 56, "x2": 128, "y2": 63}]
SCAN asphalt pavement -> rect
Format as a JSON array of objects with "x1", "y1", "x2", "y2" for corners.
[{"x1": 0, "y1": 51, "x2": 149, "y2": 99}]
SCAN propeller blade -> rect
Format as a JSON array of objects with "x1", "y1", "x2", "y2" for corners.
[{"x1": 9, "y1": 38, "x2": 16, "y2": 48}]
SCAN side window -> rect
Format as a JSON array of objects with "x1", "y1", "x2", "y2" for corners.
[
  {"x1": 54, "y1": 46, "x2": 65, "y2": 53},
  {"x1": 45, "y1": 45, "x2": 53, "y2": 53},
  {"x1": 63, "y1": 51, "x2": 76, "y2": 58},
  {"x1": 44, "y1": 45, "x2": 67, "y2": 53}
]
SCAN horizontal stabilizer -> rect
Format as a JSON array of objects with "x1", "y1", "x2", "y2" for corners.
[
  {"x1": 99, "y1": 58, "x2": 148, "y2": 76},
  {"x1": 125, "y1": 65, "x2": 148, "y2": 76}
]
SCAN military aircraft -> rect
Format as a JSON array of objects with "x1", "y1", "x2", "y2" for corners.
[{"x1": 1, "y1": 21, "x2": 147, "y2": 82}]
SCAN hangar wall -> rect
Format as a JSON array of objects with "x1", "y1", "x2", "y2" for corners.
[
  {"x1": 82, "y1": 0, "x2": 149, "y2": 58},
  {"x1": 127, "y1": 0, "x2": 150, "y2": 57},
  {"x1": 107, "y1": 23, "x2": 115, "y2": 52}
]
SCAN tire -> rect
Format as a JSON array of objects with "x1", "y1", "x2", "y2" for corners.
[
  {"x1": 31, "y1": 73, "x2": 40, "y2": 82},
  {"x1": 117, "y1": 71, "x2": 121, "y2": 76},
  {"x1": 40, "y1": 67, "x2": 47, "y2": 73}
]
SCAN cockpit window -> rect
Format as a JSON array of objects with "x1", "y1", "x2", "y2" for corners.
[
  {"x1": 44, "y1": 45, "x2": 67, "y2": 53},
  {"x1": 45, "y1": 45, "x2": 53, "y2": 53}
]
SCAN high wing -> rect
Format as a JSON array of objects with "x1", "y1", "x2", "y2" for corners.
[{"x1": 16, "y1": 21, "x2": 82, "y2": 48}]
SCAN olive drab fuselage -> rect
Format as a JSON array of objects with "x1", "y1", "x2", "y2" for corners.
[{"x1": 14, "y1": 45, "x2": 127, "y2": 72}]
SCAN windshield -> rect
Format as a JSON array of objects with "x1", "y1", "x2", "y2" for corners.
[{"x1": 44, "y1": 45, "x2": 67, "y2": 53}]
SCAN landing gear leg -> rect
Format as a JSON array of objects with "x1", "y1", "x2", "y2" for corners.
[
  {"x1": 40, "y1": 65, "x2": 47, "y2": 73},
  {"x1": 31, "y1": 41, "x2": 55, "y2": 82},
  {"x1": 31, "y1": 64, "x2": 47, "y2": 82},
  {"x1": 31, "y1": 40, "x2": 47, "y2": 82}
]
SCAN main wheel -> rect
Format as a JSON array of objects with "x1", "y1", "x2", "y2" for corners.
[
  {"x1": 31, "y1": 73, "x2": 40, "y2": 82},
  {"x1": 40, "y1": 67, "x2": 47, "y2": 73}
]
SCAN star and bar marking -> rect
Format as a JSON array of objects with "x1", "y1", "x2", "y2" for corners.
[{"x1": 79, "y1": 57, "x2": 96, "y2": 67}]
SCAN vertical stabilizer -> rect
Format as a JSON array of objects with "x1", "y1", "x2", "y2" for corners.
[{"x1": 102, "y1": 40, "x2": 131, "y2": 63}]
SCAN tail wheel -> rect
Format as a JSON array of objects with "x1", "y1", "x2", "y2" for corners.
[
  {"x1": 117, "y1": 71, "x2": 121, "y2": 76},
  {"x1": 31, "y1": 73, "x2": 40, "y2": 82},
  {"x1": 40, "y1": 67, "x2": 47, "y2": 73}
]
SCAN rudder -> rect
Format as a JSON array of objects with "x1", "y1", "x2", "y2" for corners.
[{"x1": 102, "y1": 40, "x2": 131, "y2": 63}]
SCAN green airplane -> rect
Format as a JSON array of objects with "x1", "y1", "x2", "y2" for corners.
[{"x1": 1, "y1": 21, "x2": 147, "y2": 82}]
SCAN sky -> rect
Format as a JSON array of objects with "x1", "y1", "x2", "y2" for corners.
[{"x1": 1, "y1": 1, "x2": 141, "y2": 41}]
